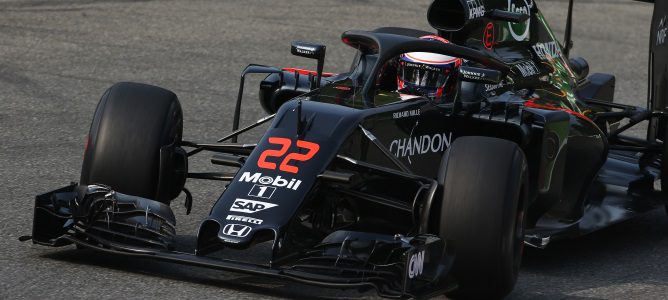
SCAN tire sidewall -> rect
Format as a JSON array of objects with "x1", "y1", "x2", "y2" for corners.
[
  {"x1": 437, "y1": 136, "x2": 527, "y2": 299},
  {"x1": 80, "y1": 82, "x2": 184, "y2": 203}
]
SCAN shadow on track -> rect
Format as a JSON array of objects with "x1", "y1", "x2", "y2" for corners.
[
  {"x1": 40, "y1": 238, "x2": 375, "y2": 300},
  {"x1": 509, "y1": 209, "x2": 668, "y2": 299}
]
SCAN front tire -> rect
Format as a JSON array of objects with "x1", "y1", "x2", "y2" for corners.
[
  {"x1": 662, "y1": 123, "x2": 668, "y2": 214},
  {"x1": 437, "y1": 136, "x2": 528, "y2": 299},
  {"x1": 80, "y1": 82, "x2": 187, "y2": 204}
]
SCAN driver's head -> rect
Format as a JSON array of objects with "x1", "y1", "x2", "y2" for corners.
[{"x1": 397, "y1": 35, "x2": 462, "y2": 99}]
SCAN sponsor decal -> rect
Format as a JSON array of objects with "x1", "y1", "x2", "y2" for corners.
[
  {"x1": 532, "y1": 41, "x2": 562, "y2": 60},
  {"x1": 226, "y1": 215, "x2": 263, "y2": 225},
  {"x1": 295, "y1": 45, "x2": 317, "y2": 56},
  {"x1": 239, "y1": 172, "x2": 302, "y2": 190},
  {"x1": 460, "y1": 68, "x2": 486, "y2": 81},
  {"x1": 514, "y1": 60, "x2": 540, "y2": 77},
  {"x1": 484, "y1": 81, "x2": 506, "y2": 93},
  {"x1": 658, "y1": 15, "x2": 667, "y2": 47},
  {"x1": 393, "y1": 109, "x2": 420, "y2": 119},
  {"x1": 230, "y1": 198, "x2": 278, "y2": 214},
  {"x1": 222, "y1": 223, "x2": 252, "y2": 238},
  {"x1": 334, "y1": 86, "x2": 351, "y2": 91},
  {"x1": 507, "y1": 0, "x2": 531, "y2": 41},
  {"x1": 390, "y1": 132, "x2": 453, "y2": 158},
  {"x1": 248, "y1": 184, "x2": 276, "y2": 199},
  {"x1": 258, "y1": 137, "x2": 320, "y2": 174},
  {"x1": 466, "y1": 0, "x2": 485, "y2": 19},
  {"x1": 399, "y1": 94, "x2": 422, "y2": 101},
  {"x1": 405, "y1": 61, "x2": 441, "y2": 72},
  {"x1": 483, "y1": 22, "x2": 495, "y2": 50},
  {"x1": 408, "y1": 250, "x2": 425, "y2": 279}
]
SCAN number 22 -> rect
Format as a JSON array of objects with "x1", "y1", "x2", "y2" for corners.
[{"x1": 257, "y1": 137, "x2": 320, "y2": 174}]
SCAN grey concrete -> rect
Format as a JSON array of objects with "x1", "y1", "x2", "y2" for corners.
[{"x1": 1, "y1": 0, "x2": 666, "y2": 299}]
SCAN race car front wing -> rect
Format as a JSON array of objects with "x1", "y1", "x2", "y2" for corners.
[{"x1": 23, "y1": 183, "x2": 456, "y2": 299}]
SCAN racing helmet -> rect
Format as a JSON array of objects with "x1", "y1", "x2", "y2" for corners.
[{"x1": 397, "y1": 35, "x2": 462, "y2": 99}]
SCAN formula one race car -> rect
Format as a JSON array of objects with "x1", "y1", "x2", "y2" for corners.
[{"x1": 23, "y1": 0, "x2": 668, "y2": 299}]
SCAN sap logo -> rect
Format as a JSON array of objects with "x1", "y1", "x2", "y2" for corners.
[
  {"x1": 221, "y1": 224, "x2": 251, "y2": 238},
  {"x1": 532, "y1": 41, "x2": 562, "y2": 61},
  {"x1": 390, "y1": 132, "x2": 453, "y2": 158},
  {"x1": 230, "y1": 198, "x2": 278, "y2": 214},
  {"x1": 658, "y1": 16, "x2": 667, "y2": 46},
  {"x1": 226, "y1": 215, "x2": 263, "y2": 225},
  {"x1": 508, "y1": 0, "x2": 531, "y2": 41},
  {"x1": 466, "y1": 0, "x2": 485, "y2": 19},
  {"x1": 408, "y1": 250, "x2": 425, "y2": 279},
  {"x1": 239, "y1": 172, "x2": 302, "y2": 191}
]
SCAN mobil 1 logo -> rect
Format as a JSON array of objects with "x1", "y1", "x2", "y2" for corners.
[
  {"x1": 238, "y1": 172, "x2": 302, "y2": 191},
  {"x1": 248, "y1": 184, "x2": 276, "y2": 199}
]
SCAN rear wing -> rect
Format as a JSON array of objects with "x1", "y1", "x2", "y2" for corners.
[{"x1": 646, "y1": 0, "x2": 668, "y2": 140}]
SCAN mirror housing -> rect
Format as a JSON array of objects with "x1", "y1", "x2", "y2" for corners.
[
  {"x1": 291, "y1": 41, "x2": 326, "y2": 60},
  {"x1": 569, "y1": 56, "x2": 589, "y2": 82},
  {"x1": 291, "y1": 41, "x2": 327, "y2": 89}
]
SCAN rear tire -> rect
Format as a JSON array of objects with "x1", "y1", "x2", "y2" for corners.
[
  {"x1": 437, "y1": 136, "x2": 528, "y2": 299},
  {"x1": 80, "y1": 82, "x2": 186, "y2": 204}
]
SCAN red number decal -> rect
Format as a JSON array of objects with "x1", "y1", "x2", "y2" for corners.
[
  {"x1": 279, "y1": 140, "x2": 320, "y2": 173},
  {"x1": 257, "y1": 138, "x2": 320, "y2": 174},
  {"x1": 257, "y1": 137, "x2": 291, "y2": 170}
]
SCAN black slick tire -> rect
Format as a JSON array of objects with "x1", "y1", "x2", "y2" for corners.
[
  {"x1": 662, "y1": 124, "x2": 667, "y2": 212},
  {"x1": 80, "y1": 82, "x2": 185, "y2": 204},
  {"x1": 437, "y1": 136, "x2": 528, "y2": 299}
]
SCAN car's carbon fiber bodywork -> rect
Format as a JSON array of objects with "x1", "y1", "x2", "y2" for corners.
[{"x1": 26, "y1": 0, "x2": 668, "y2": 298}]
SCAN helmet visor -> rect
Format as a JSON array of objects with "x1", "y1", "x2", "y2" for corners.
[{"x1": 399, "y1": 61, "x2": 452, "y2": 88}]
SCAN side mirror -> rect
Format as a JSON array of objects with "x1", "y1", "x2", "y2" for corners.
[
  {"x1": 569, "y1": 56, "x2": 589, "y2": 82},
  {"x1": 291, "y1": 41, "x2": 326, "y2": 60},
  {"x1": 291, "y1": 41, "x2": 326, "y2": 89},
  {"x1": 458, "y1": 66, "x2": 502, "y2": 84}
]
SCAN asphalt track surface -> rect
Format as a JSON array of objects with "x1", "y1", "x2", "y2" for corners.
[{"x1": 1, "y1": 0, "x2": 667, "y2": 299}]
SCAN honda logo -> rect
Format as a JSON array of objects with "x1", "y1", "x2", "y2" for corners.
[{"x1": 221, "y1": 224, "x2": 252, "y2": 238}]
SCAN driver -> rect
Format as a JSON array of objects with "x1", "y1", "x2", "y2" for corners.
[{"x1": 396, "y1": 35, "x2": 462, "y2": 102}]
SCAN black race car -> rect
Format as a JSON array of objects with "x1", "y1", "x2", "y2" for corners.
[{"x1": 23, "y1": 0, "x2": 668, "y2": 299}]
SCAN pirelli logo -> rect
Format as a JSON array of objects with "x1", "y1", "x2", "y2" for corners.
[{"x1": 226, "y1": 215, "x2": 263, "y2": 225}]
